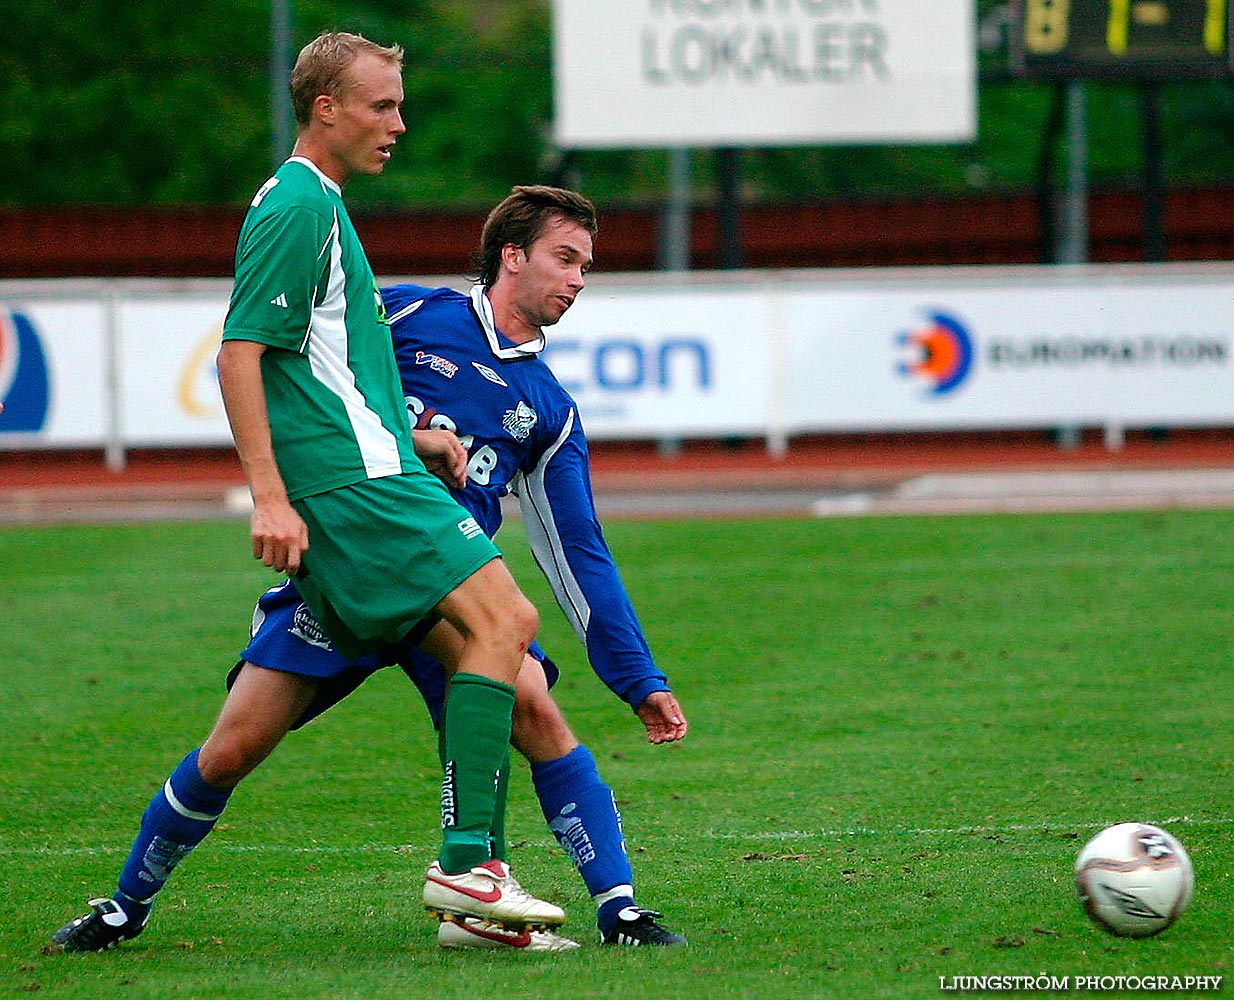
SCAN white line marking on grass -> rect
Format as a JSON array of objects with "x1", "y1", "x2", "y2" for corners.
[
  {"x1": 7, "y1": 817, "x2": 1232, "y2": 858},
  {"x1": 0, "y1": 843, "x2": 434, "y2": 857},
  {"x1": 703, "y1": 816, "x2": 1234, "y2": 841}
]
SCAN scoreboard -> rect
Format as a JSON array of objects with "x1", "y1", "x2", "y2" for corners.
[{"x1": 1011, "y1": 0, "x2": 1230, "y2": 78}]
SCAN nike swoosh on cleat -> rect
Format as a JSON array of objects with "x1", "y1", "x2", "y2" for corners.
[
  {"x1": 427, "y1": 875, "x2": 503, "y2": 903},
  {"x1": 462, "y1": 924, "x2": 532, "y2": 948}
]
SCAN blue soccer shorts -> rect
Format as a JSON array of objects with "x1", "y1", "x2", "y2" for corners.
[{"x1": 230, "y1": 579, "x2": 557, "y2": 731}]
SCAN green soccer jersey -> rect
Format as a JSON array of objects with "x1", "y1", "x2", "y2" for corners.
[{"x1": 222, "y1": 157, "x2": 418, "y2": 500}]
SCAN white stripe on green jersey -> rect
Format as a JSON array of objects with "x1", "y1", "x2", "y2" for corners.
[{"x1": 223, "y1": 157, "x2": 417, "y2": 500}]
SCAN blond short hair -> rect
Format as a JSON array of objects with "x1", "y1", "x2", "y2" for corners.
[{"x1": 289, "y1": 32, "x2": 404, "y2": 128}]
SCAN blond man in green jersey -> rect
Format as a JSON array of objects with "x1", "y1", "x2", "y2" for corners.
[{"x1": 52, "y1": 32, "x2": 562, "y2": 954}]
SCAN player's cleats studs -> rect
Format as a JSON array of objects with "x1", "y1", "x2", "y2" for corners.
[
  {"x1": 438, "y1": 915, "x2": 581, "y2": 951},
  {"x1": 601, "y1": 907, "x2": 688, "y2": 947},
  {"x1": 52, "y1": 898, "x2": 148, "y2": 953},
  {"x1": 423, "y1": 859, "x2": 566, "y2": 929}
]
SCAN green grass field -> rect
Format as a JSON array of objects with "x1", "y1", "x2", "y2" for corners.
[{"x1": 2, "y1": 510, "x2": 1232, "y2": 998}]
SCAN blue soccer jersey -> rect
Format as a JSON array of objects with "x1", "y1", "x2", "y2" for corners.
[
  {"x1": 383, "y1": 283, "x2": 669, "y2": 712},
  {"x1": 238, "y1": 283, "x2": 671, "y2": 723}
]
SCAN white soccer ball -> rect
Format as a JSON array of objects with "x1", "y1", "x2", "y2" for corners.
[{"x1": 1074, "y1": 823, "x2": 1193, "y2": 938}]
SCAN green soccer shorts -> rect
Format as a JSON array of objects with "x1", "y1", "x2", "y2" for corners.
[{"x1": 292, "y1": 471, "x2": 500, "y2": 659}]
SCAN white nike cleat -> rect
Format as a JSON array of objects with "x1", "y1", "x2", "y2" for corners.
[
  {"x1": 423, "y1": 859, "x2": 566, "y2": 929},
  {"x1": 438, "y1": 915, "x2": 581, "y2": 952}
]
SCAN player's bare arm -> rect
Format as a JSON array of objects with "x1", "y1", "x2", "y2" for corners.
[{"x1": 216, "y1": 339, "x2": 309, "y2": 574}]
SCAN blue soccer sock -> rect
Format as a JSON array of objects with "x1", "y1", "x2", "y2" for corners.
[
  {"x1": 594, "y1": 886, "x2": 639, "y2": 936},
  {"x1": 531, "y1": 744, "x2": 635, "y2": 932},
  {"x1": 115, "y1": 748, "x2": 233, "y2": 921}
]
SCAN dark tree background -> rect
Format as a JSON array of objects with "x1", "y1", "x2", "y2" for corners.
[{"x1": 4, "y1": 0, "x2": 1233, "y2": 211}]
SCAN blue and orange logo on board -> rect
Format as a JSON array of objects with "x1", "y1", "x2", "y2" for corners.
[
  {"x1": 895, "y1": 310, "x2": 974, "y2": 396},
  {"x1": 0, "y1": 308, "x2": 51, "y2": 432}
]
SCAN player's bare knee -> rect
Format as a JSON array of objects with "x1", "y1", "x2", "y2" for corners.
[
  {"x1": 196, "y1": 741, "x2": 252, "y2": 788},
  {"x1": 512, "y1": 707, "x2": 577, "y2": 763},
  {"x1": 513, "y1": 692, "x2": 559, "y2": 735},
  {"x1": 486, "y1": 560, "x2": 538, "y2": 646},
  {"x1": 473, "y1": 592, "x2": 537, "y2": 652},
  {"x1": 511, "y1": 680, "x2": 575, "y2": 755},
  {"x1": 511, "y1": 593, "x2": 539, "y2": 649},
  {"x1": 198, "y1": 729, "x2": 275, "y2": 787}
]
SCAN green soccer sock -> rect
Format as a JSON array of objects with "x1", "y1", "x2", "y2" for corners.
[
  {"x1": 436, "y1": 703, "x2": 511, "y2": 863},
  {"x1": 438, "y1": 672, "x2": 515, "y2": 874},
  {"x1": 490, "y1": 746, "x2": 511, "y2": 863}
]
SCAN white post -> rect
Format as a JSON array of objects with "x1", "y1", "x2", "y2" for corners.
[{"x1": 103, "y1": 283, "x2": 126, "y2": 471}]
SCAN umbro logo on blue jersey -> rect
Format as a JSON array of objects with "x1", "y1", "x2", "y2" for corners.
[
  {"x1": 415, "y1": 351, "x2": 459, "y2": 378},
  {"x1": 472, "y1": 362, "x2": 508, "y2": 387}
]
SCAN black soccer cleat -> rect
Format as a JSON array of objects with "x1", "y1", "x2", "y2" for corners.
[
  {"x1": 601, "y1": 906, "x2": 688, "y2": 947},
  {"x1": 52, "y1": 897, "x2": 148, "y2": 953}
]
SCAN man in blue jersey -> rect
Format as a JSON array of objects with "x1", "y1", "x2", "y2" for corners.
[{"x1": 242, "y1": 185, "x2": 690, "y2": 950}]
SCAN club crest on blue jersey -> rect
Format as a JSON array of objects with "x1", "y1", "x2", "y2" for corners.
[
  {"x1": 290, "y1": 603, "x2": 334, "y2": 650},
  {"x1": 415, "y1": 350, "x2": 459, "y2": 378},
  {"x1": 502, "y1": 401, "x2": 537, "y2": 442}
]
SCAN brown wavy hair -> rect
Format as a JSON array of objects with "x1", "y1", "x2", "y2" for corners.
[{"x1": 472, "y1": 185, "x2": 598, "y2": 287}]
